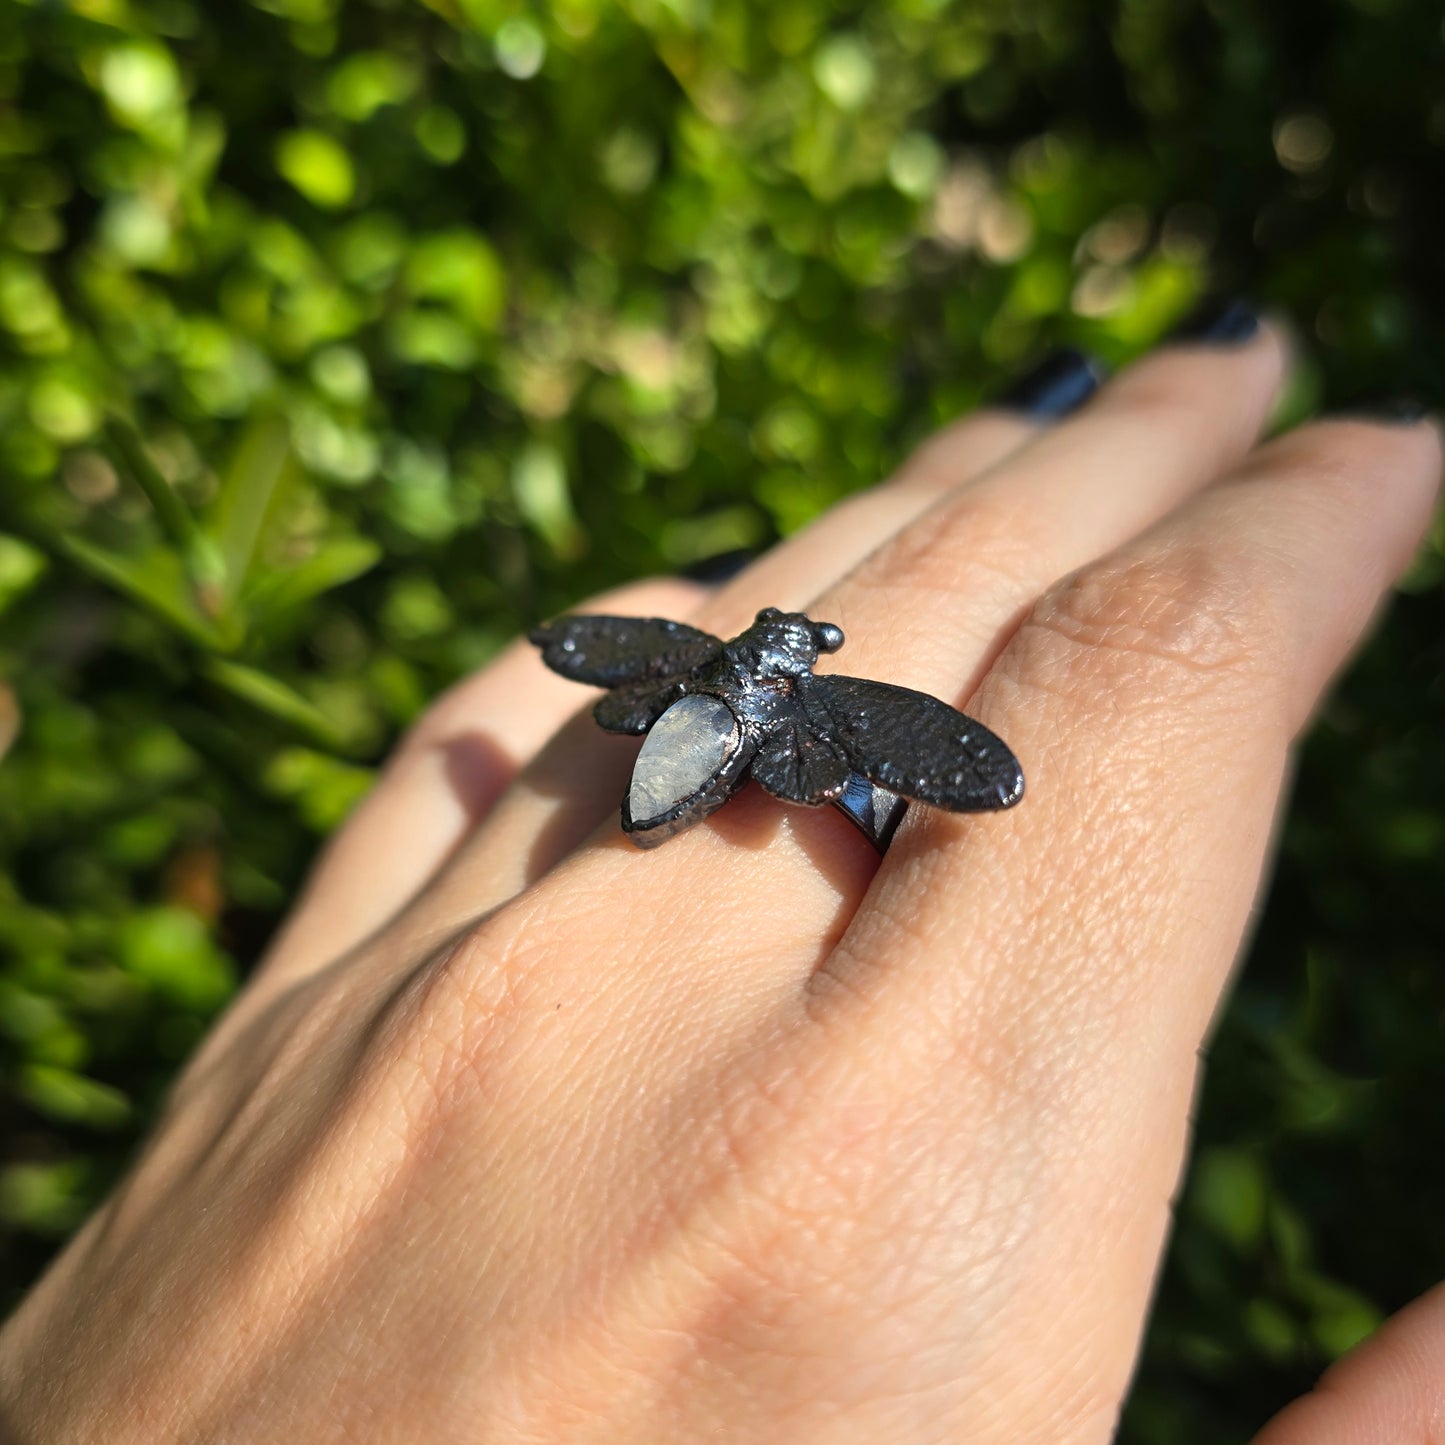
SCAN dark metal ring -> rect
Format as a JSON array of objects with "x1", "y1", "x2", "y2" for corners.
[
  {"x1": 529, "y1": 606, "x2": 1023, "y2": 851},
  {"x1": 831, "y1": 774, "x2": 909, "y2": 853}
]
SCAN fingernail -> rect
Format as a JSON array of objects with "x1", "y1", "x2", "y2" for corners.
[
  {"x1": 1336, "y1": 395, "x2": 1430, "y2": 426},
  {"x1": 683, "y1": 548, "x2": 757, "y2": 584},
  {"x1": 993, "y1": 346, "x2": 1105, "y2": 419},
  {"x1": 1166, "y1": 296, "x2": 1261, "y2": 346}
]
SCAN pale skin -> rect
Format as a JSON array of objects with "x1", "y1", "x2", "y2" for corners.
[{"x1": 2, "y1": 326, "x2": 1442, "y2": 1444}]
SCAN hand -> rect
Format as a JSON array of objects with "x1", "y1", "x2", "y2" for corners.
[{"x1": 2, "y1": 316, "x2": 1439, "y2": 1444}]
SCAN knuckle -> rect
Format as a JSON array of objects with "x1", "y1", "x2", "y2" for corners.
[
  {"x1": 677, "y1": 1040, "x2": 1054, "y2": 1389},
  {"x1": 1018, "y1": 545, "x2": 1281, "y2": 702},
  {"x1": 857, "y1": 488, "x2": 1043, "y2": 602},
  {"x1": 389, "y1": 882, "x2": 622, "y2": 1114},
  {"x1": 301, "y1": 912, "x2": 543, "y2": 1155},
  {"x1": 890, "y1": 414, "x2": 1025, "y2": 494},
  {"x1": 393, "y1": 908, "x2": 540, "y2": 1093},
  {"x1": 701, "y1": 1040, "x2": 832, "y2": 1200}
]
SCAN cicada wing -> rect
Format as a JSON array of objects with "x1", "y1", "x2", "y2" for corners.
[
  {"x1": 806, "y1": 674, "x2": 1024, "y2": 811},
  {"x1": 528, "y1": 615, "x2": 723, "y2": 688},
  {"x1": 593, "y1": 679, "x2": 689, "y2": 735},
  {"x1": 750, "y1": 714, "x2": 850, "y2": 804}
]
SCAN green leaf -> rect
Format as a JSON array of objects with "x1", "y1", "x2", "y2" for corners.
[
  {"x1": 56, "y1": 534, "x2": 226, "y2": 649},
  {"x1": 104, "y1": 418, "x2": 201, "y2": 555},
  {"x1": 406, "y1": 231, "x2": 506, "y2": 330},
  {"x1": 115, "y1": 907, "x2": 236, "y2": 1011},
  {"x1": 1243, "y1": 1298, "x2": 1300, "y2": 1363},
  {"x1": 1300, "y1": 1277, "x2": 1385, "y2": 1359},
  {"x1": 275, "y1": 129, "x2": 356, "y2": 208},
  {"x1": 104, "y1": 417, "x2": 231, "y2": 627},
  {"x1": 0, "y1": 1161, "x2": 90, "y2": 1235},
  {"x1": 99, "y1": 42, "x2": 182, "y2": 127},
  {"x1": 264, "y1": 746, "x2": 376, "y2": 831},
  {"x1": 203, "y1": 658, "x2": 352, "y2": 749},
  {"x1": 18, "y1": 1064, "x2": 132, "y2": 1130},
  {"x1": 207, "y1": 413, "x2": 299, "y2": 600},
  {"x1": 327, "y1": 51, "x2": 418, "y2": 122},
  {"x1": 813, "y1": 35, "x2": 877, "y2": 110},
  {"x1": 512, "y1": 441, "x2": 584, "y2": 559},
  {"x1": 1189, "y1": 1147, "x2": 1268, "y2": 1252},
  {"x1": 0, "y1": 533, "x2": 47, "y2": 614},
  {"x1": 243, "y1": 535, "x2": 382, "y2": 630}
]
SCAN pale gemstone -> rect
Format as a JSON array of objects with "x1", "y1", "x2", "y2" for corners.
[{"x1": 628, "y1": 694, "x2": 739, "y2": 823}]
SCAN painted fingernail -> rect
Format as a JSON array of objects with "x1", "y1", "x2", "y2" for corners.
[
  {"x1": 1166, "y1": 296, "x2": 1261, "y2": 345},
  {"x1": 993, "y1": 346, "x2": 1105, "y2": 420},
  {"x1": 683, "y1": 548, "x2": 758, "y2": 584},
  {"x1": 1337, "y1": 395, "x2": 1430, "y2": 426}
]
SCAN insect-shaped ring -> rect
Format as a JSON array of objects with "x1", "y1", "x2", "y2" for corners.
[{"x1": 529, "y1": 607, "x2": 1025, "y2": 850}]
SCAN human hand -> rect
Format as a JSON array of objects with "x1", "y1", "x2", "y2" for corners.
[{"x1": 2, "y1": 308, "x2": 1440, "y2": 1443}]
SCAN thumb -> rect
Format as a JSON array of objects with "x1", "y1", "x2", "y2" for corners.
[{"x1": 1252, "y1": 1279, "x2": 1445, "y2": 1444}]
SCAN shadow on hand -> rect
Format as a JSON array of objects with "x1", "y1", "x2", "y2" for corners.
[
  {"x1": 515, "y1": 718, "x2": 880, "y2": 921},
  {"x1": 435, "y1": 700, "x2": 882, "y2": 945},
  {"x1": 437, "y1": 729, "x2": 524, "y2": 830}
]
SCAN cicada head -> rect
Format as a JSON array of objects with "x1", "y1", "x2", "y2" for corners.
[{"x1": 739, "y1": 608, "x2": 846, "y2": 678}]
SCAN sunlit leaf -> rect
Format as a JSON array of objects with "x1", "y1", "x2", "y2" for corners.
[
  {"x1": 1189, "y1": 1148, "x2": 1267, "y2": 1252},
  {"x1": 243, "y1": 535, "x2": 382, "y2": 628},
  {"x1": 55, "y1": 535, "x2": 225, "y2": 649},
  {"x1": 104, "y1": 417, "x2": 230, "y2": 624},
  {"x1": 0, "y1": 1161, "x2": 91, "y2": 1235},
  {"x1": 0, "y1": 533, "x2": 47, "y2": 614},
  {"x1": 206, "y1": 412, "x2": 299, "y2": 599},
  {"x1": 512, "y1": 441, "x2": 584, "y2": 559},
  {"x1": 18, "y1": 1065, "x2": 131, "y2": 1130},
  {"x1": 115, "y1": 907, "x2": 235, "y2": 1012},
  {"x1": 275, "y1": 129, "x2": 356, "y2": 208},
  {"x1": 203, "y1": 658, "x2": 353, "y2": 750},
  {"x1": 264, "y1": 746, "x2": 375, "y2": 831},
  {"x1": 405, "y1": 231, "x2": 506, "y2": 331}
]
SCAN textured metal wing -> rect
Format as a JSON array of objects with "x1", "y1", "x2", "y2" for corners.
[
  {"x1": 592, "y1": 679, "x2": 689, "y2": 736},
  {"x1": 528, "y1": 615, "x2": 723, "y2": 688},
  {"x1": 805, "y1": 674, "x2": 1024, "y2": 811},
  {"x1": 750, "y1": 714, "x2": 850, "y2": 804}
]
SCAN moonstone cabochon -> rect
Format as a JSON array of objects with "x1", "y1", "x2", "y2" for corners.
[{"x1": 628, "y1": 694, "x2": 741, "y2": 825}]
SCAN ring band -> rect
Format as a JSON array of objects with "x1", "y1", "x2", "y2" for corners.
[{"x1": 831, "y1": 774, "x2": 909, "y2": 852}]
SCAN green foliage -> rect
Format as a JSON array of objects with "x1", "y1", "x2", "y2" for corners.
[{"x1": 0, "y1": 1, "x2": 1442, "y2": 1436}]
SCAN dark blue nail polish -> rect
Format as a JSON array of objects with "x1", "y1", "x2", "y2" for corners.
[
  {"x1": 993, "y1": 346, "x2": 1105, "y2": 419},
  {"x1": 682, "y1": 548, "x2": 758, "y2": 584},
  {"x1": 1167, "y1": 296, "x2": 1261, "y2": 345},
  {"x1": 1337, "y1": 395, "x2": 1430, "y2": 426}
]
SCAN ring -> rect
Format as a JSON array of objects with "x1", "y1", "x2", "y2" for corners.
[
  {"x1": 529, "y1": 607, "x2": 1024, "y2": 850},
  {"x1": 831, "y1": 773, "x2": 911, "y2": 853}
]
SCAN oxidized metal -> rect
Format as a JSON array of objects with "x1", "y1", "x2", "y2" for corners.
[{"x1": 529, "y1": 607, "x2": 1024, "y2": 850}]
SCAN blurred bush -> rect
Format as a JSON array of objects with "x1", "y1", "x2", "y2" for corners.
[{"x1": 0, "y1": 1, "x2": 1442, "y2": 1438}]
